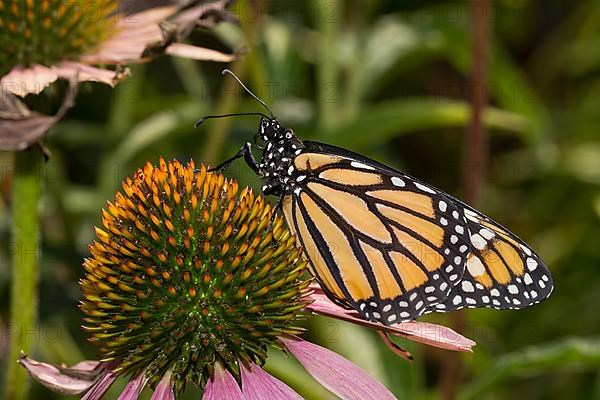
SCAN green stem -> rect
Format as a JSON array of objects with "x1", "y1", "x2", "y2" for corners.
[
  {"x1": 5, "y1": 150, "x2": 43, "y2": 400},
  {"x1": 316, "y1": 0, "x2": 340, "y2": 132},
  {"x1": 199, "y1": 59, "x2": 248, "y2": 164}
]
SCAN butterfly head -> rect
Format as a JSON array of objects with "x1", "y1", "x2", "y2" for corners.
[{"x1": 257, "y1": 116, "x2": 283, "y2": 141}]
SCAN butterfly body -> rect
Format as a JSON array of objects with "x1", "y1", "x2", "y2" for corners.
[
  {"x1": 214, "y1": 116, "x2": 553, "y2": 326},
  {"x1": 256, "y1": 118, "x2": 305, "y2": 197}
]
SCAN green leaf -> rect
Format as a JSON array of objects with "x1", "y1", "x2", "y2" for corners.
[
  {"x1": 322, "y1": 98, "x2": 530, "y2": 148},
  {"x1": 459, "y1": 337, "x2": 600, "y2": 400}
]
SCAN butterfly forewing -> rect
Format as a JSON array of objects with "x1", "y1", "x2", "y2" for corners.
[{"x1": 283, "y1": 143, "x2": 474, "y2": 324}]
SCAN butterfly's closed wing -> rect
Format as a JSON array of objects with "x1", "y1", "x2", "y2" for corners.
[
  {"x1": 283, "y1": 142, "x2": 473, "y2": 325},
  {"x1": 428, "y1": 205, "x2": 553, "y2": 313}
]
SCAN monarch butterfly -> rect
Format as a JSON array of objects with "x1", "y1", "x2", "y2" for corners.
[{"x1": 197, "y1": 70, "x2": 554, "y2": 326}]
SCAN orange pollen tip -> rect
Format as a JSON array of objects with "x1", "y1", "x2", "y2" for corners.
[
  {"x1": 223, "y1": 273, "x2": 233, "y2": 285},
  {"x1": 150, "y1": 214, "x2": 161, "y2": 227},
  {"x1": 220, "y1": 242, "x2": 230, "y2": 256}
]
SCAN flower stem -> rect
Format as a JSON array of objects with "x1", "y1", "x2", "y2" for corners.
[
  {"x1": 5, "y1": 149, "x2": 43, "y2": 400},
  {"x1": 316, "y1": 0, "x2": 340, "y2": 132}
]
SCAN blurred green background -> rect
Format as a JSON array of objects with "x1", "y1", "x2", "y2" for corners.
[{"x1": 2, "y1": 0, "x2": 600, "y2": 399}]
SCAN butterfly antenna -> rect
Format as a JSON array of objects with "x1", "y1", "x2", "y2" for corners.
[
  {"x1": 194, "y1": 112, "x2": 270, "y2": 128},
  {"x1": 221, "y1": 69, "x2": 274, "y2": 118}
]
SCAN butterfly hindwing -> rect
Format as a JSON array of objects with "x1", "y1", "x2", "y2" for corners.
[
  {"x1": 284, "y1": 142, "x2": 474, "y2": 324},
  {"x1": 428, "y1": 205, "x2": 553, "y2": 313}
]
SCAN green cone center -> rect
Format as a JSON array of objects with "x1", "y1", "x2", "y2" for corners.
[
  {"x1": 0, "y1": 0, "x2": 118, "y2": 76},
  {"x1": 80, "y1": 160, "x2": 308, "y2": 394}
]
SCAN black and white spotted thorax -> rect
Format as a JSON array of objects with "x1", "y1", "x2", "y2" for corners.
[{"x1": 257, "y1": 117, "x2": 305, "y2": 196}]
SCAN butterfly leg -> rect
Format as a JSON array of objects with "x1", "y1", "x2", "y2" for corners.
[
  {"x1": 378, "y1": 332, "x2": 413, "y2": 361},
  {"x1": 269, "y1": 190, "x2": 286, "y2": 227},
  {"x1": 206, "y1": 142, "x2": 260, "y2": 173}
]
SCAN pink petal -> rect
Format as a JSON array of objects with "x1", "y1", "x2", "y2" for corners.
[
  {"x1": 0, "y1": 61, "x2": 126, "y2": 98},
  {"x1": 165, "y1": 43, "x2": 235, "y2": 62},
  {"x1": 169, "y1": 1, "x2": 230, "y2": 26},
  {"x1": 281, "y1": 336, "x2": 397, "y2": 400},
  {"x1": 305, "y1": 285, "x2": 476, "y2": 352},
  {"x1": 82, "y1": 7, "x2": 176, "y2": 64},
  {"x1": 1, "y1": 64, "x2": 58, "y2": 96},
  {"x1": 203, "y1": 363, "x2": 243, "y2": 400},
  {"x1": 82, "y1": 372, "x2": 119, "y2": 400},
  {"x1": 151, "y1": 371, "x2": 174, "y2": 400},
  {"x1": 53, "y1": 61, "x2": 129, "y2": 87},
  {"x1": 239, "y1": 362, "x2": 302, "y2": 400},
  {"x1": 117, "y1": 372, "x2": 148, "y2": 400},
  {"x1": 0, "y1": 110, "x2": 59, "y2": 151},
  {"x1": 18, "y1": 354, "x2": 102, "y2": 395},
  {"x1": 0, "y1": 83, "x2": 75, "y2": 150}
]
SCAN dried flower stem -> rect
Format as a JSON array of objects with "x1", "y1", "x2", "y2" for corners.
[
  {"x1": 5, "y1": 149, "x2": 43, "y2": 400},
  {"x1": 443, "y1": 1, "x2": 492, "y2": 399}
]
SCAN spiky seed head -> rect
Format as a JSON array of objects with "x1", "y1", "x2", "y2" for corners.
[
  {"x1": 0, "y1": 0, "x2": 117, "y2": 75},
  {"x1": 80, "y1": 159, "x2": 310, "y2": 395}
]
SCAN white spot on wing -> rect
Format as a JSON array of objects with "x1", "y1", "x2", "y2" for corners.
[
  {"x1": 350, "y1": 161, "x2": 375, "y2": 170},
  {"x1": 526, "y1": 258, "x2": 538, "y2": 271},
  {"x1": 391, "y1": 177, "x2": 405, "y2": 187},
  {"x1": 461, "y1": 281, "x2": 475, "y2": 292},
  {"x1": 438, "y1": 200, "x2": 447, "y2": 212},
  {"x1": 520, "y1": 244, "x2": 532, "y2": 256},
  {"x1": 415, "y1": 182, "x2": 436, "y2": 194},
  {"x1": 470, "y1": 234, "x2": 486, "y2": 250},
  {"x1": 480, "y1": 228, "x2": 495, "y2": 240},
  {"x1": 466, "y1": 256, "x2": 485, "y2": 276}
]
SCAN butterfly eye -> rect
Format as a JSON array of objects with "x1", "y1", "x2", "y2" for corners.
[
  {"x1": 254, "y1": 132, "x2": 265, "y2": 150},
  {"x1": 285, "y1": 130, "x2": 293, "y2": 139}
]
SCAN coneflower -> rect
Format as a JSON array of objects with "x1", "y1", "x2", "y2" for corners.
[
  {"x1": 20, "y1": 159, "x2": 475, "y2": 399},
  {"x1": 0, "y1": 0, "x2": 235, "y2": 98}
]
